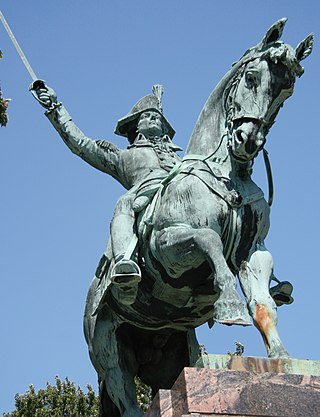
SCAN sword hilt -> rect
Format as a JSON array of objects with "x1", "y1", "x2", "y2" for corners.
[{"x1": 30, "y1": 79, "x2": 46, "y2": 90}]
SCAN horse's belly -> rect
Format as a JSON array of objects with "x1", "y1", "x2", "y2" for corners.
[{"x1": 108, "y1": 281, "x2": 218, "y2": 331}]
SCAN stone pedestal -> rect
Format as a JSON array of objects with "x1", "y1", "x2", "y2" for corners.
[{"x1": 145, "y1": 355, "x2": 320, "y2": 417}]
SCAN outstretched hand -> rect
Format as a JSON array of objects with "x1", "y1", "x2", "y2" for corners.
[{"x1": 30, "y1": 81, "x2": 58, "y2": 109}]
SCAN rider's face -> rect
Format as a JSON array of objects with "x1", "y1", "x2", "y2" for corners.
[{"x1": 137, "y1": 111, "x2": 164, "y2": 137}]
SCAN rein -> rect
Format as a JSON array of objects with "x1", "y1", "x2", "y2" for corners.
[
  {"x1": 140, "y1": 51, "x2": 293, "y2": 245},
  {"x1": 263, "y1": 148, "x2": 274, "y2": 206},
  {"x1": 160, "y1": 137, "x2": 274, "y2": 208}
]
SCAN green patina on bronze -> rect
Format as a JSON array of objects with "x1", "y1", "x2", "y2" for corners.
[
  {"x1": 196, "y1": 354, "x2": 320, "y2": 377},
  {"x1": 31, "y1": 19, "x2": 313, "y2": 417}
]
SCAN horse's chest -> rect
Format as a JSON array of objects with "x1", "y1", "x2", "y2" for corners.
[{"x1": 225, "y1": 198, "x2": 269, "y2": 270}]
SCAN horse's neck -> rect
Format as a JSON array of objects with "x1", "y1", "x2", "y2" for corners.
[
  {"x1": 206, "y1": 149, "x2": 250, "y2": 182},
  {"x1": 185, "y1": 62, "x2": 241, "y2": 157},
  {"x1": 185, "y1": 91, "x2": 226, "y2": 157},
  {"x1": 184, "y1": 59, "x2": 254, "y2": 182},
  {"x1": 204, "y1": 136, "x2": 232, "y2": 177}
]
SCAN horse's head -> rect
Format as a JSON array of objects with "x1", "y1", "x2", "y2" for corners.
[{"x1": 225, "y1": 18, "x2": 313, "y2": 163}]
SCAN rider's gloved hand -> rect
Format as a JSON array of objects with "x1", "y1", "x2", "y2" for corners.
[{"x1": 29, "y1": 80, "x2": 59, "y2": 110}]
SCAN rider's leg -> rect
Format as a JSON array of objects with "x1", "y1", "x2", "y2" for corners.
[
  {"x1": 238, "y1": 245, "x2": 289, "y2": 358},
  {"x1": 111, "y1": 192, "x2": 136, "y2": 260},
  {"x1": 154, "y1": 226, "x2": 251, "y2": 325},
  {"x1": 110, "y1": 193, "x2": 141, "y2": 287}
]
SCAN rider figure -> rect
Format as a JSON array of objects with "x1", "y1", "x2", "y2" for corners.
[
  {"x1": 32, "y1": 83, "x2": 181, "y2": 299},
  {"x1": 32, "y1": 82, "x2": 293, "y2": 308}
]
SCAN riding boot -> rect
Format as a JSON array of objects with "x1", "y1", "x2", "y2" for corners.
[
  {"x1": 110, "y1": 257, "x2": 141, "y2": 306},
  {"x1": 110, "y1": 195, "x2": 141, "y2": 305}
]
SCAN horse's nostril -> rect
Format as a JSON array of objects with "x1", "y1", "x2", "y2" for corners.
[{"x1": 245, "y1": 138, "x2": 258, "y2": 154}]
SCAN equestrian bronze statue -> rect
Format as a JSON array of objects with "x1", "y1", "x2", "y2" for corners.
[{"x1": 32, "y1": 18, "x2": 313, "y2": 417}]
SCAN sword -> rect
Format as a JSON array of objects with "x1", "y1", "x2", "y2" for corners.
[{"x1": 0, "y1": 10, "x2": 47, "y2": 103}]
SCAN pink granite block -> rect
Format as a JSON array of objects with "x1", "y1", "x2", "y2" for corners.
[
  {"x1": 146, "y1": 390, "x2": 172, "y2": 417},
  {"x1": 146, "y1": 388, "x2": 187, "y2": 417},
  {"x1": 169, "y1": 367, "x2": 320, "y2": 417}
]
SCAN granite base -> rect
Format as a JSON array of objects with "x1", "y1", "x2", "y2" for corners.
[{"x1": 145, "y1": 355, "x2": 320, "y2": 417}]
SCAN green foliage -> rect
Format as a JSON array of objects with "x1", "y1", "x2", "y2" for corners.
[
  {"x1": 0, "y1": 49, "x2": 9, "y2": 127},
  {"x1": 4, "y1": 376, "x2": 153, "y2": 416},
  {"x1": 0, "y1": 94, "x2": 9, "y2": 127},
  {"x1": 3, "y1": 377, "x2": 100, "y2": 417},
  {"x1": 135, "y1": 376, "x2": 152, "y2": 412}
]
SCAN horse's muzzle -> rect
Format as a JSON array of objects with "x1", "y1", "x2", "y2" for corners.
[{"x1": 231, "y1": 118, "x2": 266, "y2": 161}]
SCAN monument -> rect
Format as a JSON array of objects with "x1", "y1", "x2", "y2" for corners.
[{"x1": 29, "y1": 18, "x2": 315, "y2": 417}]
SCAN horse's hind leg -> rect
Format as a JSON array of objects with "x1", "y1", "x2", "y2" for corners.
[
  {"x1": 238, "y1": 245, "x2": 289, "y2": 358},
  {"x1": 100, "y1": 359, "x2": 141, "y2": 417},
  {"x1": 155, "y1": 226, "x2": 251, "y2": 325},
  {"x1": 92, "y1": 314, "x2": 142, "y2": 417},
  {"x1": 138, "y1": 329, "x2": 200, "y2": 397}
]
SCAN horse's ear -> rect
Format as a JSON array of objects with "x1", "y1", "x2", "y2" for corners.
[
  {"x1": 261, "y1": 18, "x2": 287, "y2": 47},
  {"x1": 295, "y1": 33, "x2": 314, "y2": 62}
]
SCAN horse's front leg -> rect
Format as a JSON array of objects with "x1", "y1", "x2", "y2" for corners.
[
  {"x1": 238, "y1": 244, "x2": 289, "y2": 358},
  {"x1": 154, "y1": 226, "x2": 251, "y2": 326}
]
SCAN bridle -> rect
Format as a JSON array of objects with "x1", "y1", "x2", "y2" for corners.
[
  {"x1": 166, "y1": 51, "x2": 295, "y2": 207},
  {"x1": 223, "y1": 55, "x2": 293, "y2": 206},
  {"x1": 224, "y1": 56, "x2": 293, "y2": 151}
]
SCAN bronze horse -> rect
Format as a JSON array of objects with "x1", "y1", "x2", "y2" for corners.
[{"x1": 84, "y1": 19, "x2": 313, "y2": 417}]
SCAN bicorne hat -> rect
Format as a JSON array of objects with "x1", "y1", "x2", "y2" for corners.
[{"x1": 115, "y1": 85, "x2": 175, "y2": 140}]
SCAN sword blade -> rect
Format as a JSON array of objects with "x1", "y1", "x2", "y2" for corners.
[{"x1": 0, "y1": 10, "x2": 38, "y2": 81}]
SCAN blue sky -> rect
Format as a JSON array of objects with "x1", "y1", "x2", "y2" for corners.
[{"x1": 1, "y1": 1, "x2": 319, "y2": 414}]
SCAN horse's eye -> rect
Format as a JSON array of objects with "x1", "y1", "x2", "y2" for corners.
[{"x1": 245, "y1": 71, "x2": 258, "y2": 88}]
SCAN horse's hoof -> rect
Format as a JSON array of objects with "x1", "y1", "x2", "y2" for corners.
[
  {"x1": 216, "y1": 317, "x2": 252, "y2": 326},
  {"x1": 268, "y1": 344, "x2": 290, "y2": 359},
  {"x1": 270, "y1": 281, "x2": 294, "y2": 307},
  {"x1": 268, "y1": 350, "x2": 290, "y2": 359},
  {"x1": 213, "y1": 288, "x2": 252, "y2": 326},
  {"x1": 213, "y1": 305, "x2": 252, "y2": 326}
]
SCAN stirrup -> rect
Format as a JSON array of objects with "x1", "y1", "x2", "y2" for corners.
[{"x1": 110, "y1": 259, "x2": 141, "y2": 286}]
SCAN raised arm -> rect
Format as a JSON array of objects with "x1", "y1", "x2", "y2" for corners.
[{"x1": 31, "y1": 82, "x2": 126, "y2": 187}]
